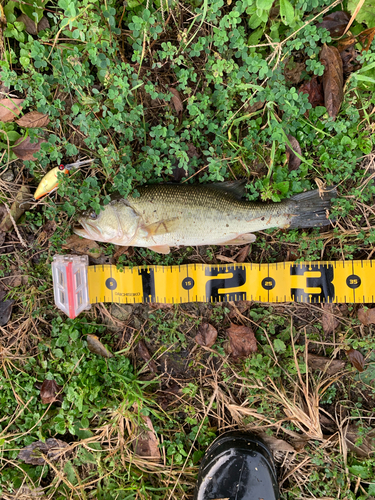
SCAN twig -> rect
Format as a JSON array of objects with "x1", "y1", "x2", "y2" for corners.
[{"x1": 4, "y1": 203, "x2": 27, "y2": 248}]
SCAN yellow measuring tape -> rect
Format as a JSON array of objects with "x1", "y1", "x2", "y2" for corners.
[
  {"x1": 52, "y1": 257, "x2": 374, "y2": 317},
  {"x1": 87, "y1": 260, "x2": 373, "y2": 305}
]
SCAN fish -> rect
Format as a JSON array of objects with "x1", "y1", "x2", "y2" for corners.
[{"x1": 74, "y1": 181, "x2": 336, "y2": 254}]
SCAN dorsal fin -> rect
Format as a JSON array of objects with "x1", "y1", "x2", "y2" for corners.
[{"x1": 208, "y1": 180, "x2": 247, "y2": 199}]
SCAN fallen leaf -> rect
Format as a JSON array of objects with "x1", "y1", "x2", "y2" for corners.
[
  {"x1": 62, "y1": 234, "x2": 103, "y2": 258},
  {"x1": 245, "y1": 99, "x2": 265, "y2": 113},
  {"x1": 0, "y1": 186, "x2": 31, "y2": 233},
  {"x1": 226, "y1": 323, "x2": 257, "y2": 359},
  {"x1": 37, "y1": 16, "x2": 50, "y2": 32},
  {"x1": 13, "y1": 136, "x2": 47, "y2": 161},
  {"x1": 86, "y1": 334, "x2": 113, "y2": 358},
  {"x1": 169, "y1": 88, "x2": 183, "y2": 116},
  {"x1": 284, "y1": 58, "x2": 306, "y2": 84},
  {"x1": 358, "y1": 307, "x2": 375, "y2": 325},
  {"x1": 358, "y1": 27, "x2": 375, "y2": 51},
  {"x1": 0, "y1": 300, "x2": 14, "y2": 326},
  {"x1": 307, "y1": 353, "x2": 346, "y2": 375},
  {"x1": 340, "y1": 45, "x2": 361, "y2": 75},
  {"x1": 346, "y1": 348, "x2": 365, "y2": 372},
  {"x1": 18, "y1": 439, "x2": 69, "y2": 465},
  {"x1": 322, "y1": 303, "x2": 340, "y2": 335},
  {"x1": 319, "y1": 413, "x2": 338, "y2": 433},
  {"x1": 289, "y1": 436, "x2": 310, "y2": 452},
  {"x1": 316, "y1": 11, "x2": 350, "y2": 37},
  {"x1": 113, "y1": 245, "x2": 129, "y2": 260},
  {"x1": 236, "y1": 244, "x2": 250, "y2": 263},
  {"x1": 285, "y1": 134, "x2": 301, "y2": 171},
  {"x1": 187, "y1": 142, "x2": 200, "y2": 159},
  {"x1": 133, "y1": 413, "x2": 160, "y2": 461},
  {"x1": 258, "y1": 433, "x2": 295, "y2": 453},
  {"x1": 216, "y1": 254, "x2": 236, "y2": 263},
  {"x1": 320, "y1": 44, "x2": 344, "y2": 120},
  {"x1": 16, "y1": 111, "x2": 49, "y2": 128},
  {"x1": 299, "y1": 76, "x2": 324, "y2": 110},
  {"x1": 195, "y1": 323, "x2": 218, "y2": 347},
  {"x1": 345, "y1": 424, "x2": 375, "y2": 457},
  {"x1": 137, "y1": 340, "x2": 157, "y2": 373},
  {"x1": 40, "y1": 379, "x2": 63, "y2": 404},
  {"x1": 172, "y1": 163, "x2": 188, "y2": 182},
  {"x1": 337, "y1": 35, "x2": 357, "y2": 54},
  {"x1": 0, "y1": 98, "x2": 24, "y2": 122},
  {"x1": 16, "y1": 13, "x2": 50, "y2": 35}
]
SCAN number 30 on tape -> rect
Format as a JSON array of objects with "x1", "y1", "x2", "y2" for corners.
[{"x1": 51, "y1": 255, "x2": 372, "y2": 318}]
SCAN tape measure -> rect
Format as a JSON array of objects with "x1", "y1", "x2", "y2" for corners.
[{"x1": 52, "y1": 255, "x2": 373, "y2": 318}]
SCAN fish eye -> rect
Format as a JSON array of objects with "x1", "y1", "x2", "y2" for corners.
[{"x1": 89, "y1": 211, "x2": 98, "y2": 220}]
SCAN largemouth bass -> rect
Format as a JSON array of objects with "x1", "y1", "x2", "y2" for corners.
[{"x1": 74, "y1": 182, "x2": 336, "y2": 254}]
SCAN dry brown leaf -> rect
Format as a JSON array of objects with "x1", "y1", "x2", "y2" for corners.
[
  {"x1": 307, "y1": 353, "x2": 346, "y2": 375},
  {"x1": 346, "y1": 348, "x2": 365, "y2": 372},
  {"x1": 16, "y1": 14, "x2": 50, "y2": 35},
  {"x1": 299, "y1": 76, "x2": 324, "y2": 110},
  {"x1": 358, "y1": 307, "x2": 375, "y2": 325},
  {"x1": 86, "y1": 334, "x2": 113, "y2": 358},
  {"x1": 18, "y1": 439, "x2": 69, "y2": 465},
  {"x1": 0, "y1": 185, "x2": 30, "y2": 232},
  {"x1": 345, "y1": 424, "x2": 375, "y2": 457},
  {"x1": 13, "y1": 136, "x2": 47, "y2": 161},
  {"x1": 137, "y1": 340, "x2": 157, "y2": 373},
  {"x1": 316, "y1": 11, "x2": 350, "y2": 37},
  {"x1": 285, "y1": 134, "x2": 302, "y2": 171},
  {"x1": 195, "y1": 323, "x2": 218, "y2": 347},
  {"x1": 245, "y1": 100, "x2": 265, "y2": 113},
  {"x1": 169, "y1": 88, "x2": 183, "y2": 116},
  {"x1": 235, "y1": 244, "x2": 250, "y2": 263},
  {"x1": 320, "y1": 44, "x2": 344, "y2": 120},
  {"x1": 0, "y1": 98, "x2": 24, "y2": 122},
  {"x1": 16, "y1": 111, "x2": 49, "y2": 128},
  {"x1": 40, "y1": 379, "x2": 63, "y2": 404},
  {"x1": 258, "y1": 433, "x2": 295, "y2": 453},
  {"x1": 340, "y1": 45, "x2": 361, "y2": 75},
  {"x1": 216, "y1": 254, "x2": 236, "y2": 263},
  {"x1": 133, "y1": 414, "x2": 160, "y2": 461},
  {"x1": 358, "y1": 27, "x2": 375, "y2": 51},
  {"x1": 322, "y1": 303, "x2": 340, "y2": 334},
  {"x1": 62, "y1": 234, "x2": 103, "y2": 258},
  {"x1": 226, "y1": 323, "x2": 257, "y2": 359},
  {"x1": 37, "y1": 16, "x2": 50, "y2": 32},
  {"x1": 0, "y1": 300, "x2": 14, "y2": 326},
  {"x1": 284, "y1": 58, "x2": 305, "y2": 84}
]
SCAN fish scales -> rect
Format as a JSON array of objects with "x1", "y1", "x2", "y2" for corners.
[
  {"x1": 127, "y1": 184, "x2": 291, "y2": 247},
  {"x1": 74, "y1": 183, "x2": 336, "y2": 254}
]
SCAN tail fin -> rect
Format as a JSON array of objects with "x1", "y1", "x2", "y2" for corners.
[{"x1": 288, "y1": 187, "x2": 336, "y2": 229}]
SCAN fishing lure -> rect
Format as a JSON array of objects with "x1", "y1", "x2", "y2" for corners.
[{"x1": 34, "y1": 159, "x2": 95, "y2": 200}]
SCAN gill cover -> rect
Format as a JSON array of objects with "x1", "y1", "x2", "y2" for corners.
[{"x1": 74, "y1": 201, "x2": 141, "y2": 245}]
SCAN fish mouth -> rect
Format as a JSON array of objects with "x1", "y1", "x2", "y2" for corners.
[
  {"x1": 73, "y1": 224, "x2": 89, "y2": 238},
  {"x1": 74, "y1": 220, "x2": 103, "y2": 239}
]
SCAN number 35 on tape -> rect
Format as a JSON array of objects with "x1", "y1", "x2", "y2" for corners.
[{"x1": 51, "y1": 255, "x2": 373, "y2": 319}]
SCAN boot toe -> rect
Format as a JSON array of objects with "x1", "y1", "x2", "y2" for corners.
[{"x1": 194, "y1": 432, "x2": 279, "y2": 500}]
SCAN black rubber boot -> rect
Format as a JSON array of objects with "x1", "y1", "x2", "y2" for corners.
[{"x1": 193, "y1": 431, "x2": 280, "y2": 500}]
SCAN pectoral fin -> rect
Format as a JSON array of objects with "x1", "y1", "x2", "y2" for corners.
[
  {"x1": 147, "y1": 245, "x2": 171, "y2": 254},
  {"x1": 221, "y1": 234, "x2": 256, "y2": 245},
  {"x1": 142, "y1": 217, "x2": 180, "y2": 236}
]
